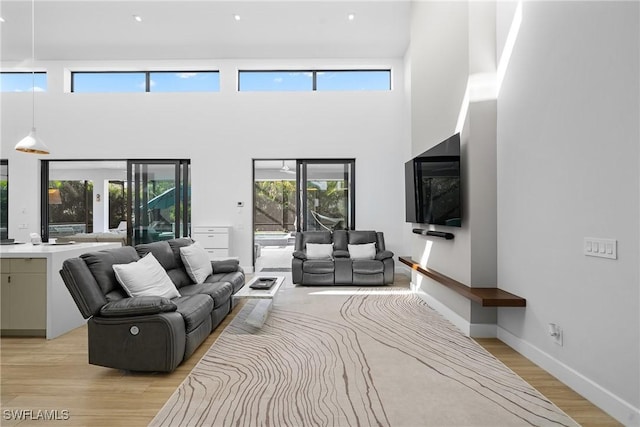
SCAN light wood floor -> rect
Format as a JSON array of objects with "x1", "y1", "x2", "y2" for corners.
[
  {"x1": 1, "y1": 302, "x2": 620, "y2": 426},
  {"x1": 475, "y1": 338, "x2": 621, "y2": 427}
]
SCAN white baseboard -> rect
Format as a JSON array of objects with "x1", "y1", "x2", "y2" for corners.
[
  {"x1": 413, "y1": 286, "x2": 497, "y2": 338},
  {"x1": 414, "y1": 287, "x2": 470, "y2": 335},
  {"x1": 469, "y1": 323, "x2": 497, "y2": 338},
  {"x1": 498, "y1": 327, "x2": 640, "y2": 426},
  {"x1": 396, "y1": 264, "x2": 411, "y2": 276}
]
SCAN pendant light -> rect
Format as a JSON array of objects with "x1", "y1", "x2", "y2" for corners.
[{"x1": 14, "y1": 0, "x2": 50, "y2": 155}]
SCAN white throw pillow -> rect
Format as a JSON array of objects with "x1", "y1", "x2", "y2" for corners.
[
  {"x1": 180, "y1": 241, "x2": 213, "y2": 284},
  {"x1": 113, "y1": 253, "x2": 181, "y2": 299},
  {"x1": 348, "y1": 242, "x2": 377, "y2": 260},
  {"x1": 306, "y1": 243, "x2": 334, "y2": 259}
]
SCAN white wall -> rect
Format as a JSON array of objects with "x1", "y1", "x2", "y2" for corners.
[
  {"x1": 497, "y1": 1, "x2": 640, "y2": 423},
  {"x1": 408, "y1": 1, "x2": 500, "y2": 331},
  {"x1": 1, "y1": 58, "x2": 408, "y2": 269},
  {"x1": 406, "y1": 1, "x2": 473, "y2": 324}
]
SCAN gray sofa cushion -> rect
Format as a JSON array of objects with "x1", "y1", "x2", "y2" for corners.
[
  {"x1": 352, "y1": 259, "x2": 384, "y2": 274},
  {"x1": 348, "y1": 230, "x2": 378, "y2": 245},
  {"x1": 296, "y1": 231, "x2": 332, "y2": 251},
  {"x1": 135, "y1": 241, "x2": 177, "y2": 270},
  {"x1": 332, "y1": 230, "x2": 348, "y2": 251},
  {"x1": 208, "y1": 272, "x2": 245, "y2": 293},
  {"x1": 80, "y1": 246, "x2": 140, "y2": 299},
  {"x1": 375, "y1": 250, "x2": 394, "y2": 260},
  {"x1": 212, "y1": 258, "x2": 240, "y2": 273},
  {"x1": 100, "y1": 296, "x2": 177, "y2": 317},
  {"x1": 165, "y1": 268, "x2": 193, "y2": 288},
  {"x1": 138, "y1": 239, "x2": 195, "y2": 288},
  {"x1": 173, "y1": 294, "x2": 214, "y2": 333},
  {"x1": 179, "y1": 282, "x2": 233, "y2": 309},
  {"x1": 303, "y1": 259, "x2": 335, "y2": 274},
  {"x1": 60, "y1": 257, "x2": 108, "y2": 318},
  {"x1": 168, "y1": 238, "x2": 196, "y2": 267}
]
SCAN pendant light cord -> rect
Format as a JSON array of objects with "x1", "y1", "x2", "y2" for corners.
[{"x1": 31, "y1": 0, "x2": 35, "y2": 129}]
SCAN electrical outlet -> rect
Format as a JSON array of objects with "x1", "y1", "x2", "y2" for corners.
[{"x1": 548, "y1": 323, "x2": 563, "y2": 346}]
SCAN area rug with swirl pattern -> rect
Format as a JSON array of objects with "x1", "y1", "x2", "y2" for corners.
[{"x1": 150, "y1": 278, "x2": 578, "y2": 427}]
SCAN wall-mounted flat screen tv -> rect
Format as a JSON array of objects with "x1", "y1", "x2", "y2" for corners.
[{"x1": 405, "y1": 133, "x2": 461, "y2": 227}]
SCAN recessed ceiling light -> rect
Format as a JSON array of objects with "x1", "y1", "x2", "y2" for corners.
[
  {"x1": 133, "y1": 15, "x2": 143, "y2": 22},
  {"x1": 234, "y1": 14, "x2": 241, "y2": 21},
  {"x1": 347, "y1": 13, "x2": 355, "y2": 21}
]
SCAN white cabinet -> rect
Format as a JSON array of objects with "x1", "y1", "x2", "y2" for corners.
[
  {"x1": 1, "y1": 258, "x2": 47, "y2": 336},
  {"x1": 192, "y1": 226, "x2": 230, "y2": 260}
]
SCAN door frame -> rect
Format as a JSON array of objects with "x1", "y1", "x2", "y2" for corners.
[{"x1": 251, "y1": 158, "x2": 355, "y2": 268}]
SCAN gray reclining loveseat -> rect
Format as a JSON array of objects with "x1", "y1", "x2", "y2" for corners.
[
  {"x1": 292, "y1": 230, "x2": 394, "y2": 285},
  {"x1": 60, "y1": 238, "x2": 244, "y2": 372}
]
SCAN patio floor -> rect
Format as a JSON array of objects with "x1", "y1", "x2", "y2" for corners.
[{"x1": 254, "y1": 244, "x2": 294, "y2": 272}]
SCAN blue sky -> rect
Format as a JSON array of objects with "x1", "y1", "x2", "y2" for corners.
[
  {"x1": 0, "y1": 72, "x2": 47, "y2": 92},
  {"x1": 239, "y1": 70, "x2": 390, "y2": 91},
  {"x1": 72, "y1": 71, "x2": 220, "y2": 93}
]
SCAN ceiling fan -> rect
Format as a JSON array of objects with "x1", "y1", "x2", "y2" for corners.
[{"x1": 280, "y1": 161, "x2": 296, "y2": 174}]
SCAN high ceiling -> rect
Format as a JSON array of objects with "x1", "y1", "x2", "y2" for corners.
[{"x1": 0, "y1": 0, "x2": 412, "y2": 62}]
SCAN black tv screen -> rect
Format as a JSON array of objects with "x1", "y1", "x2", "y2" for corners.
[{"x1": 405, "y1": 133, "x2": 461, "y2": 227}]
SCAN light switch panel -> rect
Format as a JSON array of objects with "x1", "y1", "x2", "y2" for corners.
[{"x1": 584, "y1": 237, "x2": 617, "y2": 259}]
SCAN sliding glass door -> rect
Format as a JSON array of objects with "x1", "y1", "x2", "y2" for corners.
[
  {"x1": 297, "y1": 160, "x2": 355, "y2": 232},
  {"x1": 128, "y1": 160, "x2": 190, "y2": 245},
  {"x1": 252, "y1": 158, "x2": 355, "y2": 270},
  {"x1": 40, "y1": 159, "x2": 190, "y2": 245}
]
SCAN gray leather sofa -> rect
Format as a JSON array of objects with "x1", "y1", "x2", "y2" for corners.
[
  {"x1": 292, "y1": 230, "x2": 394, "y2": 285},
  {"x1": 60, "y1": 238, "x2": 244, "y2": 372}
]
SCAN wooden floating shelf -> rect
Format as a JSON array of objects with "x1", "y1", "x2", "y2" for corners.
[{"x1": 399, "y1": 256, "x2": 526, "y2": 308}]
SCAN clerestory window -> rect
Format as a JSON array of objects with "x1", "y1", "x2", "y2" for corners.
[
  {"x1": 71, "y1": 71, "x2": 219, "y2": 93},
  {"x1": 0, "y1": 72, "x2": 47, "y2": 92},
  {"x1": 238, "y1": 69, "x2": 391, "y2": 92}
]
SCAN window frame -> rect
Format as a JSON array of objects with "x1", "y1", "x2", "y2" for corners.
[
  {"x1": 238, "y1": 69, "x2": 391, "y2": 92},
  {"x1": 70, "y1": 70, "x2": 220, "y2": 93}
]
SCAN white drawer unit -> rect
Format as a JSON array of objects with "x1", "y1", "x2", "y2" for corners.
[{"x1": 192, "y1": 226, "x2": 230, "y2": 260}]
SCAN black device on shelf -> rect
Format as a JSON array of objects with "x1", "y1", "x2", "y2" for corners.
[
  {"x1": 412, "y1": 228, "x2": 455, "y2": 240},
  {"x1": 405, "y1": 133, "x2": 461, "y2": 227},
  {"x1": 250, "y1": 277, "x2": 277, "y2": 289}
]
